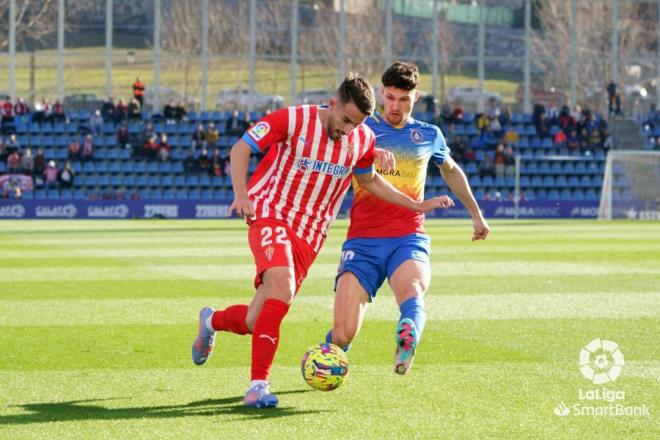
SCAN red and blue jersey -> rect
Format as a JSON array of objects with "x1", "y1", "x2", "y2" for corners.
[{"x1": 347, "y1": 112, "x2": 449, "y2": 239}]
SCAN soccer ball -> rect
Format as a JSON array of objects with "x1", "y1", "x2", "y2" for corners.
[{"x1": 301, "y1": 343, "x2": 349, "y2": 391}]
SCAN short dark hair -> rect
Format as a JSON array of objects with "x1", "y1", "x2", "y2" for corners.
[
  {"x1": 382, "y1": 61, "x2": 419, "y2": 91},
  {"x1": 337, "y1": 73, "x2": 375, "y2": 116}
]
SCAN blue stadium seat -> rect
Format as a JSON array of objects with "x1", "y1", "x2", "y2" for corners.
[
  {"x1": 538, "y1": 162, "x2": 550, "y2": 174},
  {"x1": 567, "y1": 176, "x2": 579, "y2": 188},
  {"x1": 555, "y1": 176, "x2": 567, "y2": 188},
  {"x1": 560, "y1": 189, "x2": 572, "y2": 201},
  {"x1": 580, "y1": 176, "x2": 592, "y2": 188},
  {"x1": 482, "y1": 176, "x2": 494, "y2": 187},
  {"x1": 550, "y1": 162, "x2": 562, "y2": 175},
  {"x1": 543, "y1": 176, "x2": 555, "y2": 188},
  {"x1": 573, "y1": 189, "x2": 585, "y2": 201},
  {"x1": 176, "y1": 190, "x2": 189, "y2": 199},
  {"x1": 547, "y1": 189, "x2": 560, "y2": 200}
]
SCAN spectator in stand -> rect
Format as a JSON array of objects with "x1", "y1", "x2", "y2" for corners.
[
  {"x1": 589, "y1": 129, "x2": 602, "y2": 149},
  {"x1": 101, "y1": 98, "x2": 117, "y2": 122},
  {"x1": 204, "y1": 122, "x2": 219, "y2": 148},
  {"x1": 463, "y1": 147, "x2": 476, "y2": 162},
  {"x1": 570, "y1": 105, "x2": 582, "y2": 126},
  {"x1": 493, "y1": 143, "x2": 506, "y2": 179},
  {"x1": 192, "y1": 123, "x2": 206, "y2": 149},
  {"x1": 439, "y1": 101, "x2": 453, "y2": 124},
  {"x1": 504, "y1": 146, "x2": 515, "y2": 180},
  {"x1": 163, "y1": 100, "x2": 177, "y2": 124},
  {"x1": 143, "y1": 134, "x2": 159, "y2": 159},
  {"x1": 132, "y1": 77, "x2": 145, "y2": 108},
  {"x1": 42, "y1": 98, "x2": 53, "y2": 123},
  {"x1": 44, "y1": 160, "x2": 59, "y2": 188},
  {"x1": 196, "y1": 147, "x2": 210, "y2": 174},
  {"x1": 553, "y1": 128, "x2": 567, "y2": 146},
  {"x1": 90, "y1": 110, "x2": 104, "y2": 136},
  {"x1": 567, "y1": 129, "x2": 580, "y2": 152},
  {"x1": 32, "y1": 99, "x2": 46, "y2": 123},
  {"x1": 34, "y1": 148, "x2": 45, "y2": 177},
  {"x1": 449, "y1": 136, "x2": 467, "y2": 163},
  {"x1": 183, "y1": 150, "x2": 196, "y2": 175},
  {"x1": 175, "y1": 100, "x2": 187, "y2": 121},
  {"x1": 6, "y1": 150, "x2": 21, "y2": 173},
  {"x1": 483, "y1": 126, "x2": 498, "y2": 147},
  {"x1": 606, "y1": 81, "x2": 617, "y2": 116},
  {"x1": 127, "y1": 98, "x2": 141, "y2": 120},
  {"x1": 0, "y1": 137, "x2": 5, "y2": 161},
  {"x1": 58, "y1": 160, "x2": 75, "y2": 189},
  {"x1": 117, "y1": 123, "x2": 129, "y2": 149},
  {"x1": 68, "y1": 137, "x2": 81, "y2": 160},
  {"x1": 559, "y1": 105, "x2": 575, "y2": 129},
  {"x1": 81, "y1": 134, "x2": 94, "y2": 161},
  {"x1": 2, "y1": 175, "x2": 23, "y2": 199},
  {"x1": 536, "y1": 114, "x2": 550, "y2": 137},
  {"x1": 1, "y1": 97, "x2": 14, "y2": 129},
  {"x1": 578, "y1": 128, "x2": 590, "y2": 149},
  {"x1": 52, "y1": 99, "x2": 65, "y2": 123},
  {"x1": 115, "y1": 98, "x2": 128, "y2": 123},
  {"x1": 5, "y1": 134, "x2": 20, "y2": 155},
  {"x1": 476, "y1": 113, "x2": 490, "y2": 133},
  {"x1": 14, "y1": 97, "x2": 29, "y2": 116},
  {"x1": 20, "y1": 147, "x2": 34, "y2": 174},
  {"x1": 226, "y1": 110, "x2": 249, "y2": 136},
  {"x1": 452, "y1": 102, "x2": 464, "y2": 122},
  {"x1": 211, "y1": 148, "x2": 224, "y2": 177},
  {"x1": 502, "y1": 125, "x2": 519, "y2": 147},
  {"x1": 490, "y1": 110, "x2": 502, "y2": 136},
  {"x1": 157, "y1": 133, "x2": 170, "y2": 162},
  {"x1": 223, "y1": 158, "x2": 231, "y2": 178},
  {"x1": 478, "y1": 153, "x2": 495, "y2": 179},
  {"x1": 499, "y1": 107, "x2": 512, "y2": 126},
  {"x1": 487, "y1": 100, "x2": 500, "y2": 120}
]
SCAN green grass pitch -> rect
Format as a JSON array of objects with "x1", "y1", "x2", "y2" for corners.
[{"x1": 0, "y1": 219, "x2": 658, "y2": 439}]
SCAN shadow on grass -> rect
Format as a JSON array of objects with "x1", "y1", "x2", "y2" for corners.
[{"x1": 1, "y1": 390, "x2": 319, "y2": 425}]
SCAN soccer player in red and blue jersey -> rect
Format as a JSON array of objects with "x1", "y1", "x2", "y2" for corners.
[
  {"x1": 326, "y1": 62, "x2": 490, "y2": 374},
  {"x1": 191, "y1": 74, "x2": 453, "y2": 408}
]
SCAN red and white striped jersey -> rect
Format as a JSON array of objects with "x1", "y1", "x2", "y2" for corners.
[{"x1": 242, "y1": 105, "x2": 375, "y2": 253}]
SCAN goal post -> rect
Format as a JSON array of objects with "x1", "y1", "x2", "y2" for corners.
[{"x1": 598, "y1": 150, "x2": 660, "y2": 220}]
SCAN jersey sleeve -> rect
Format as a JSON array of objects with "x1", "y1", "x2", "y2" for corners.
[
  {"x1": 354, "y1": 133, "x2": 375, "y2": 175},
  {"x1": 431, "y1": 126, "x2": 450, "y2": 165},
  {"x1": 241, "y1": 108, "x2": 289, "y2": 153}
]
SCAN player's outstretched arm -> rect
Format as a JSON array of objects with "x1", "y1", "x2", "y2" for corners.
[
  {"x1": 438, "y1": 156, "x2": 490, "y2": 241},
  {"x1": 228, "y1": 139, "x2": 256, "y2": 218},
  {"x1": 355, "y1": 171, "x2": 454, "y2": 213}
]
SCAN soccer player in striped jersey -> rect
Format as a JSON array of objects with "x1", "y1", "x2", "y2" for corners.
[
  {"x1": 326, "y1": 62, "x2": 490, "y2": 375},
  {"x1": 191, "y1": 74, "x2": 454, "y2": 408}
]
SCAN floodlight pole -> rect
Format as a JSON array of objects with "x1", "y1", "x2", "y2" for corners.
[
  {"x1": 153, "y1": 0, "x2": 161, "y2": 111},
  {"x1": 57, "y1": 0, "x2": 64, "y2": 101},
  {"x1": 570, "y1": 0, "x2": 577, "y2": 107},
  {"x1": 201, "y1": 0, "x2": 209, "y2": 110},
  {"x1": 248, "y1": 0, "x2": 257, "y2": 113},
  {"x1": 477, "y1": 0, "x2": 485, "y2": 114},
  {"x1": 431, "y1": 0, "x2": 438, "y2": 99},
  {"x1": 523, "y1": 0, "x2": 531, "y2": 114},
  {"x1": 338, "y1": 0, "x2": 345, "y2": 85},
  {"x1": 8, "y1": 0, "x2": 16, "y2": 98},
  {"x1": 290, "y1": 0, "x2": 298, "y2": 105},
  {"x1": 105, "y1": 0, "x2": 113, "y2": 99}
]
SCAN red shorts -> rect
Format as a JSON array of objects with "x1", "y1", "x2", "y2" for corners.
[{"x1": 248, "y1": 218, "x2": 317, "y2": 293}]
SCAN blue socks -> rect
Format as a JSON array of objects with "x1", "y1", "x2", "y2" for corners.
[
  {"x1": 325, "y1": 330, "x2": 351, "y2": 353},
  {"x1": 399, "y1": 296, "x2": 426, "y2": 341}
]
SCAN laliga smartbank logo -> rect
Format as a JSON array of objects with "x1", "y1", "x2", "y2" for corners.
[{"x1": 553, "y1": 339, "x2": 650, "y2": 418}]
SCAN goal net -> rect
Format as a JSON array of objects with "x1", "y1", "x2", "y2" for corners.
[{"x1": 598, "y1": 151, "x2": 660, "y2": 220}]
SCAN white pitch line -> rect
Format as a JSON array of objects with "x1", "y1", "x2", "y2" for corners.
[{"x1": 0, "y1": 292, "x2": 657, "y2": 326}]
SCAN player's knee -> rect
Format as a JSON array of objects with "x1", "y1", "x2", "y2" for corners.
[
  {"x1": 264, "y1": 271, "x2": 295, "y2": 303},
  {"x1": 332, "y1": 325, "x2": 356, "y2": 348},
  {"x1": 406, "y1": 280, "x2": 427, "y2": 299}
]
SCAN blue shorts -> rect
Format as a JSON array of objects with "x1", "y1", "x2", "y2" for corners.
[{"x1": 335, "y1": 233, "x2": 431, "y2": 301}]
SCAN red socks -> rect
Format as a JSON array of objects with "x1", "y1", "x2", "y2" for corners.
[
  {"x1": 250, "y1": 298, "x2": 290, "y2": 381},
  {"x1": 211, "y1": 304, "x2": 250, "y2": 335}
]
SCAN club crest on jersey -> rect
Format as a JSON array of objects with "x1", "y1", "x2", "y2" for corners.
[
  {"x1": 248, "y1": 121, "x2": 270, "y2": 141},
  {"x1": 410, "y1": 129, "x2": 423, "y2": 144},
  {"x1": 296, "y1": 157, "x2": 351, "y2": 177},
  {"x1": 346, "y1": 141, "x2": 355, "y2": 160},
  {"x1": 264, "y1": 245, "x2": 275, "y2": 261}
]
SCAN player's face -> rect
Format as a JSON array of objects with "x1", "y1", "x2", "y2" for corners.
[
  {"x1": 381, "y1": 86, "x2": 419, "y2": 127},
  {"x1": 326, "y1": 97, "x2": 368, "y2": 141}
]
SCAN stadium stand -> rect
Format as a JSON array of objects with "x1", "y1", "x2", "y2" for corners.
[{"x1": 1, "y1": 100, "x2": 615, "y2": 203}]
